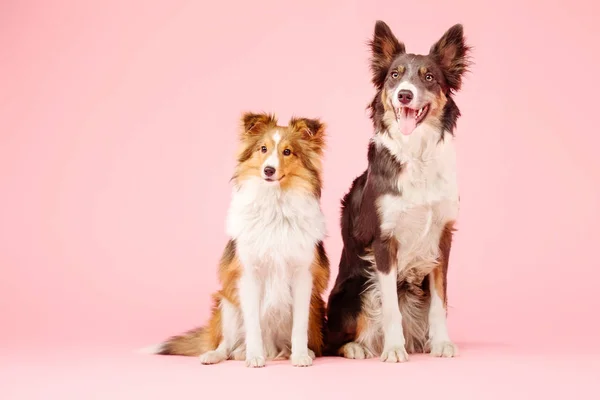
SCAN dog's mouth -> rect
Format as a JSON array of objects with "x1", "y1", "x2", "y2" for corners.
[
  {"x1": 395, "y1": 104, "x2": 429, "y2": 136},
  {"x1": 264, "y1": 175, "x2": 285, "y2": 183}
]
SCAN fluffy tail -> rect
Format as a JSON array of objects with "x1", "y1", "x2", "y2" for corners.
[{"x1": 141, "y1": 326, "x2": 214, "y2": 357}]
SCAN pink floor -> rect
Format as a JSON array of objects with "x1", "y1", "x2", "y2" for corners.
[{"x1": 2, "y1": 342, "x2": 599, "y2": 399}]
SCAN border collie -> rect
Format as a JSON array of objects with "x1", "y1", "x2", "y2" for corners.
[
  {"x1": 325, "y1": 21, "x2": 471, "y2": 362},
  {"x1": 149, "y1": 113, "x2": 330, "y2": 367}
]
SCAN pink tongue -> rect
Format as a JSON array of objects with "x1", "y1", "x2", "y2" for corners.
[{"x1": 398, "y1": 108, "x2": 417, "y2": 136}]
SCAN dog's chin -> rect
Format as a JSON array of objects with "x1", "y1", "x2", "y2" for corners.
[{"x1": 394, "y1": 104, "x2": 430, "y2": 136}]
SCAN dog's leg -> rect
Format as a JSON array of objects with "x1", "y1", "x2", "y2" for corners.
[
  {"x1": 199, "y1": 298, "x2": 240, "y2": 364},
  {"x1": 373, "y1": 237, "x2": 409, "y2": 362},
  {"x1": 427, "y1": 268, "x2": 457, "y2": 357},
  {"x1": 290, "y1": 265, "x2": 313, "y2": 367},
  {"x1": 428, "y1": 221, "x2": 458, "y2": 357},
  {"x1": 326, "y1": 273, "x2": 369, "y2": 357},
  {"x1": 239, "y1": 268, "x2": 266, "y2": 368}
]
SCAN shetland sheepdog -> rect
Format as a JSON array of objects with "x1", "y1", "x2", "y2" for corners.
[
  {"x1": 149, "y1": 113, "x2": 330, "y2": 367},
  {"x1": 325, "y1": 21, "x2": 471, "y2": 362}
]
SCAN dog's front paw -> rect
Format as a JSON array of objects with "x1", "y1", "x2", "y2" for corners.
[
  {"x1": 291, "y1": 352, "x2": 313, "y2": 367},
  {"x1": 308, "y1": 349, "x2": 316, "y2": 360},
  {"x1": 430, "y1": 341, "x2": 458, "y2": 358},
  {"x1": 245, "y1": 354, "x2": 266, "y2": 368},
  {"x1": 199, "y1": 350, "x2": 227, "y2": 365},
  {"x1": 380, "y1": 346, "x2": 409, "y2": 363},
  {"x1": 340, "y1": 342, "x2": 373, "y2": 359}
]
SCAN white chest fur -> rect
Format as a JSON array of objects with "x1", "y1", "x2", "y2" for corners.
[
  {"x1": 226, "y1": 178, "x2": 326, "y2": 265},
  {"x1": 375, "y1": 125, "x2": 459, "y2": 273},
  {"x1": 225, "y1": 178, "x2": 325, "y2": 337}
]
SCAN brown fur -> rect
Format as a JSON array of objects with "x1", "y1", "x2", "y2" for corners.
[
  {"x1": 428, "y1": 25, "x2": 471, "y2": 92},
  {"x1": 369, "y1": 21, "x2": 406, "y2": 89},
  {"x1": 158, "y1": 112, "x2": 330, "y2": 360},
  {"x1": 398, "y1": 220, "x2": 456, "y2": 353},
  {"x1": 307, "y1": 244, "x2": 330, "y2": 356},
  {"x1": 158, "y1": 241, "x2": 239, "y2": 357},
  {"x1": 160, "y1": 243, "x2": 330, "y2": 358},
  {"x1": 355, "y1": 312, "x2": 369, "y2": 338},
  {"x1": 326, "y1": 21, "x2": 468, "y2": 359},
  {"x1": 435, "y1": 221, "x2": 455, "y2": 308},
  {"x1": 234, "y1": 113, "x2": 325, "y2": 198}
]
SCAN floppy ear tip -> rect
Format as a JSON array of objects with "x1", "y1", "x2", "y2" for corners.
[
  {"x1": 241, "y1": 112, "x2": 276, "y2": 133},
  {"x1": 306, "y1": 118, "x2": 326, "y2": 136},
  {"x1": 241, "y1": 111, "x2": 252, "y2": 121},
  {"x1": 290, "y1": 117, "x2": 326, "y2": 138},
  {"x1": 305, "y1": 119, "x2": 327, "y2": 150}
]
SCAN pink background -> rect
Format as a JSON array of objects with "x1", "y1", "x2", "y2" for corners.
[{"x1": 1, "y1": 0, "x2": 599, "y2": 398}]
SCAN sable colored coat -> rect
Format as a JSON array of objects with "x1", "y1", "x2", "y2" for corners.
[{"x1": 152, "y1": 113, "x2": 330, "y2": 368}]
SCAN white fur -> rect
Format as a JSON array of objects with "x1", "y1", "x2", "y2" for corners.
[
  {"x1": 225, "y1": 177, "x2": 326, "y2": 367},
  {"x1": 261, "y1": 131, "x2": 281, "y2": 177},
  {"x1": 377, "y1": 268, "x2": 409, "y2": 363},
  {"x1": 200, "y1": 298, "x2": 242, "y2": 364},
  {"x1": 238, "y1": 268, "x2": 265, "y2": 367},
  {"x1": 374, "y1": 123, "x2": 458, "y2": 277},
  {"x1": 428, "y1": 272, "x2": 458, "y2": 357},
  {"x1": 355, "y1": 122, "x2": 459, "y2": 358},
  {"x1": 340, "y1": 342, "x2": 373, "y2": 359},
  {"x1": 427, "y1": 276, "x2": 449, "y2": 343},
  {"x1": 392, "y1": 81, "x2": 420, "y2": 110},
  {"x1": 290, "y1": 266, "x2": 314, "y2": 366},
  {"x1": 375, "y1": 122, "x2": 458, "y2": 242},
  {"x1": 354, "y1": 283, "x2": 382, "y2": 355},
  {"x1": 136, "y1": 344, "x2": 165, "y2": 354}
]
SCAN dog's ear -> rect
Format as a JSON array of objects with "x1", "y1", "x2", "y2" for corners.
[
  {"x1": 240, "y1": 112, "x2": 276, "y2": 135},
  {"x1": 289, "y1": 117, "x2": 326, "y2": 153},
  {"x1": 236, "y1": 112, "x2": 276, "y2": 163},
  {"x1": 370, "y1": 20, "x2": 405, "y2": 89},
  {"x1": 429, "y1": 24, "x2": 471, "y2": 92}
]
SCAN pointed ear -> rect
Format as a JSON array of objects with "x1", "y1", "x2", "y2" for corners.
[
  {"x1": 241, "y1": 112, "x2": 276, "y2": 135},
  {"x1": 429, "y1": 24, "x2": 471, "y2": 91},
  {"x1": 369, "y1": 20, "x2": 405, "y2": 89},
  {"x1": 289, "y1": 117, "x2": 326, "y2": 152}
]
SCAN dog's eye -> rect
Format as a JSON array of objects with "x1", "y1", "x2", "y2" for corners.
[
  {"x1": 283, "y1": 149, "x2": 291, "y2": 156},
  {"x1": 425, "y1": 73, "x2": 434, "y2": 82},
  {"x1": 260, "y1": 146, "x2": 267, "y2": 153},
  {"x1": 391, "y1": 71, "x2": 399, "y2": 79}
]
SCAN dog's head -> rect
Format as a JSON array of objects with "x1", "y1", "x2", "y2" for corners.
[
  {"x1": 233, "y1": 112, "x2": 326, "y2": 197},
  {"x1": 368, "y1": 21, "x2": 471, "y2": 137}
]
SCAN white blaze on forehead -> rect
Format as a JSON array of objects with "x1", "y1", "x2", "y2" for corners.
[
  {"x1": 273, "y1": 131, "x2": 281, "y2": 142},
  {"x1": 397, "y1": 81, "x2": 418, "y2": 94},
  {"x1": 263, "y1": 130, "x2": 281, "y2": 169}
]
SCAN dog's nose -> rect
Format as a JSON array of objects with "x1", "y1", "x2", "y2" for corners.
[
  {"x1": 263, "y1": 166, "x2": 276, "y2": 177},
  {"x1": 398, "y1": 90, "x2": 413, "y2": 105}
]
